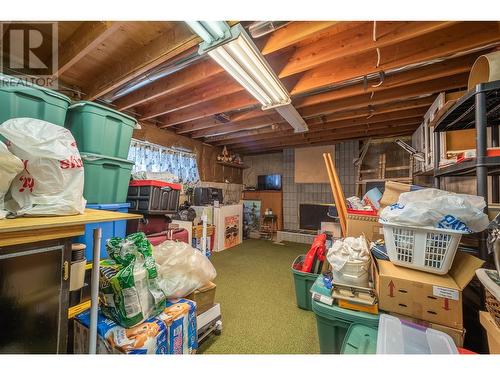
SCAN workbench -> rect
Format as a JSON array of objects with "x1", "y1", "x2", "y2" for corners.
[{"x1": 0, "y1": 209, "x2": 141, "y2": 354}]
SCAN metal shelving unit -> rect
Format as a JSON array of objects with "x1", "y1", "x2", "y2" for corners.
[{"x1": 433, "y1": 80, "x2": 500, "y2": 260}]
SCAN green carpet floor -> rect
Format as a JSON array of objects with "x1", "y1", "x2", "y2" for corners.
[{"x1": 198, "y1": 239, "x2": 320, "y2": 354}]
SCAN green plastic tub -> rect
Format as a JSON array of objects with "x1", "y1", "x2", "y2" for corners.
[
  {"x1": 65, "y1": 101, "x2": 137, "y2": 159},
  {"x1": 291, "y1": 255, "x2": 318, "y2": 311},
  {"x1": 310, "y1": 275, "x2": 379, "y2": 354},
  {"x1": 0, "y1": 73, "x2": 71, "y2": 126},
  {"x1": 81, "y1": 152, "x2": 135, "y2": 204},
  {"x1": 341, "y1": 324, "x2": 378, "y2": 354}
]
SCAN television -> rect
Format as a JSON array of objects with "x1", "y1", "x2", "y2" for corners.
[{"x1": 257, "y1": 174, "x2": 282, "y2": 191}]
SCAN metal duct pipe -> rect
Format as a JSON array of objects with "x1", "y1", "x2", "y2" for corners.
[
  {"x1": 104, "y1": 50, "x2": 206, "y2": 102},
  {"x1": 248, "y1": 21, "x2": 291, "y2": 38}
]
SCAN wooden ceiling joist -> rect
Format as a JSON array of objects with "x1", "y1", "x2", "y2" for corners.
[
  {"x1": 279, "y1": 21, "x2": 457, "y2": 78},
  {"x1": 84, "y1": 25, "x2": 199, "y2": 100},
  {"x1": 57, "y1": 21, "x2": 122, "y2": 77},
  {"x1": 138, "y1": 75, "x2": 241, "y2": 120},
  {"x1": 291, "y1": 21, "x2": 500, "y2": 94},
  {"x1": 113, "y1": 59, "x2": 224, "y2": 111}
]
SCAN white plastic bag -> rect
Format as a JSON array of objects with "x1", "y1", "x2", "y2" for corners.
[
  {"x1": 153, "y1": 240, "x2": 217, "y2": 298},
  {"x1": 0, "y1": 140, "x2": 23, "y2": 218},
  {"x1": 380, "y1": 188, "x2": 489, "y2": 233},
  {"x1": 0, "y1": 118, "x2": 86, "y2": 216},
  {"x1": 326, "y1": 236, "x2": 370, "y2": 287}
]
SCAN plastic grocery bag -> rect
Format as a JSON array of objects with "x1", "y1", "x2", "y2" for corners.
[
  {"x1": 153, "y1": 240, "x2": 217, "y2": 298},
  {"x1": 380, "y1": 188, "x2": 489, "y2": 233},
  {"x1": 0, "y1": 140, "x2": 23, "y2": 219},
  {"x1": 100, "y1": 233, "x2": 166, "y2": 328},
  {"x1": 0, "y1": 118, "x2": 86, "y2": 216}
]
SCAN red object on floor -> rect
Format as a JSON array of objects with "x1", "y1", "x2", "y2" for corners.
[
  {"x1": 301, "y1": 233, "x2": 327, "y2": 273},
  {"x1": 457, "y1": 348, "x2": 477, "y2": 354},
  {"x1": 147, "y1": 228, "x2": 189, "y2": 246}
]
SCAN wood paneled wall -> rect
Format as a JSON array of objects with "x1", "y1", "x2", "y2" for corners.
[{"x1": 133, "y1": 122, "x2": 242, "y2": 184}]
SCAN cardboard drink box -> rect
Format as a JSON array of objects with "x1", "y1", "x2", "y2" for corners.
[
  {"x1": 346, "y1": 210, "x2": 384, "y2": 242},
  {"x1": 379, "y1": 181, "x2": 423, "y2": 210},
  {"x1": 185, "y1": 281, "x2": 216, "y2": 315},
  {"x1": 373, "y1": 252, "x2": 484, "y2": 330}
]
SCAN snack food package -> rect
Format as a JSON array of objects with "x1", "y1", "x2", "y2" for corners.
[
  {"x1": 99, "y1": 233, "x2": 166, "y2": 328},
  {"x1": 0, "y1": 118, "x2": 86, "y2": 216},
  {"x1": 157, "y1": 298, "x2": 198, "y2": 354}
]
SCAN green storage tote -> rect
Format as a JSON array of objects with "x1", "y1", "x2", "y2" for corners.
[
  {"x1": 0, "y1": 73, "x2": 71, "y2": 126},
  {"x1": 341, "y1": 324, "x2": 378, "y2": 354},
  {"x1": 291, "y1": 255, "x2": 318, "y2": 311},
  {"x1": 65, "y1": 101, "x2": 137, "y2": 159},
  {"x1": 81, "y1": 152, "x2": 135, "y2": 204},
  {"x1": 310, "y1": 275, "x2": 379, "y2": 354}
]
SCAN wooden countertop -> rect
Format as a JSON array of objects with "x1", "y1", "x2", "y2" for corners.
[{"x1": 0, "y1": 209, "x2": 142, "y2": 247}]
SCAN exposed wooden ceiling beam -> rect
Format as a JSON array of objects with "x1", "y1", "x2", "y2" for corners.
[
  {"x1": 299, "y1": 73, "x2": 467, "y2": 118},
  {"x1": 209, "y1": 106, "x2": 427, "y2": 144},
  {"x1": 113, "y1": 59, "x2": 224, "y2": 111},
  {"x1": 234, "y1": 124, "x2": 419, "y2": 154},
  {"x1": 279, "y1": 21, "x2": 457, "y2": 78},
  {"x1": 261, "y1": 21, "x2": 351, "y2": 54},
  {"x1": 291, "y1": 21, "x2": 500, "y2": 94},
  {"x1": 57, "y1": 21, "x2": 123, "y2": 77},
  {"x1": 138, "y1": 75, "x2": 241, "y2": 120},
  {"x1": 158, "y1": 91, "x2": 257, "y2": 128},
  {"x1": 222, "y1": 116, "x2": 424, "y2": 148},
  {"x1": 84, "y1": 24, "x2": 199, "y2": 100}
]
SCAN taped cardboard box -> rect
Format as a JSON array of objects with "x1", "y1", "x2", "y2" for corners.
[
  {"x1": 389, "y1": 312, "x2": 465, "y2": 348},
  {"x1": 373, "y1": 252, "x2": 484, "y2": 330},
  {"x1": 346, "y1": 210, "x2": 383, "y2": 242},
  {"x1": 185, "y1": 281, "x2": 216, "y2": 315}
]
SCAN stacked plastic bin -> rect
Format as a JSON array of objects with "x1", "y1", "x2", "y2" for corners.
[
  {"x1": 65, "y1": 101, "x2": 137, "y2": 260},
  {"x1": 0, "y1": 73, "x2": 71, "y2": 126}
]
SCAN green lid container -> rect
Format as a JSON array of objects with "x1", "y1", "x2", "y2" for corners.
[
  {"x1": 341, "y1": 324, "x2": 378, "y2": 354},
  {"x1": 291, "y1": 255, "x2": 318, "y2": 311},
  {"x1": 66, "y1": 101, "x2": 137, "y2": 160},
  {"x1": 310, "y1": 275, "x2": 379, "y2": 354},
  {"x1": 81, "y1": 152, "x2": 135, "y2": 204},
  {"x1": 0, "y1": 73, "x2": 71, "y2": 126}
]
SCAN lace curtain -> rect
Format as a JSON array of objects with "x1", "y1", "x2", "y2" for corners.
[{"x1": 128, "y1": 139, "x2": 200, "y2": 184}]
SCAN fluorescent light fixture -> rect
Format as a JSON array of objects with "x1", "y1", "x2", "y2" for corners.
[
  {"x1": 275, "y1": 104, "x2": 309, "y2": 133},
  {"x1": 185, "y1": 21, "x2": 231, "y2": 45},
  {"x1": 187, "y1": 22, "x2": 308, "y2": 133}
]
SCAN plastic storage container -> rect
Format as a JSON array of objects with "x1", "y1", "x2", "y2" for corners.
[
  {"x1": 310, "y1": 275, "x2": 379, "y2": 354},
  {"x1": 127, "y1": 180, "x2": 181, "y2": 214},
  {"x1": 81, "y1": 153, "x2": 135, "y2": 204},
  {"x1": 65, "y1": 101, "x2": 137, "y2": 159},
  {"x1": 0, "y1": 73, "x2": 71, "y2": 126},
  {"x1": 291, "y1": 255, "x2": 318, "y2": 311},
  {"x1": 376, "y1": 314, "x2": 458, "y2": 354},
  {"x1": 341, "y1": 324, "x2": 378, "y2": 354},
  {"x1": 381, "y1": 221, "x2": 463, "y2": 274},
  {"x1": 74, "y1": 203, "x2": 130, "y2": 261}
]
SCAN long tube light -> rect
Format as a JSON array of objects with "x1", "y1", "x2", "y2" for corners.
[{"x1": 187, "y1": 22, "x2": 308, "y2": 133}]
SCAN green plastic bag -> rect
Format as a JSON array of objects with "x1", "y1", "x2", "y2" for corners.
[{"x1": 99, "y1": 232, "x2": 166, "y2": 328}]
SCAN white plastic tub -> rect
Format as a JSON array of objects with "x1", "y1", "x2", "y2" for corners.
[
  {"x1": 381, "y1": 221, "x2": 463, "y2": 274},
  {"x1": 376, "y1": 314, "x2": 458, "y2": 354}
]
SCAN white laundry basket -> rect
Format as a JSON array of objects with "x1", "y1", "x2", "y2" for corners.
[{"x1": 380, "y1": 221, "x2": 463, "y2": 274}]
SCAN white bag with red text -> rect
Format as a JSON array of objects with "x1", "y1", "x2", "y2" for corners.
[
  {"x1": 0, "y1": 118, "x2": 86, "y2": 216},
  {"x1": 0, "y1": 140, "x2": 24, "y2": 218}
]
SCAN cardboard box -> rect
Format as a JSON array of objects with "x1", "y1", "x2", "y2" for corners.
[
  {"x1": 389, "y1": 312, "x2": 465, "y2": 348},
  {"x1": 480, "y1": 311, "x2": 500, "y2": 354},
  {"x1": 379, "y1": 181, "x2": 423, "y2": 209},
  {"x1": 185, "y1": 282, "x2": 216, "y2": 315},
  {"x1": 373, "y1": 252, "x2": 484, "y2": 330},
  {"x1": 346, "y1": 212, "x2": 383, "y2": 242}
]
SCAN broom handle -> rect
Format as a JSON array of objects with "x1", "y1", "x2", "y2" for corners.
[{"x1": 323, "y1": 153, "x2": 347, "y2": 236}]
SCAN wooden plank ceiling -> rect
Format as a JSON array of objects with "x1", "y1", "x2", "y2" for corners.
[{"x1": 55, "y1": 21, "x2": 500, "y2": 154}]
